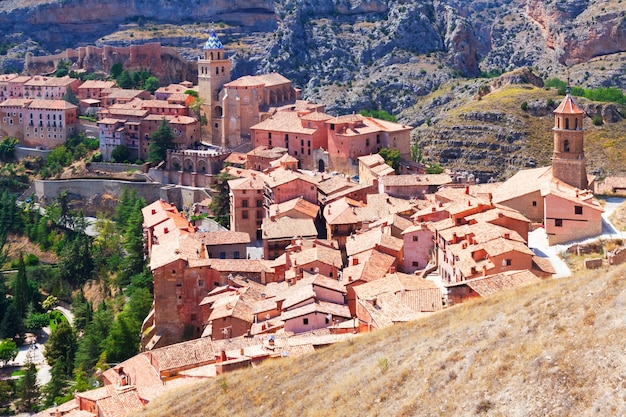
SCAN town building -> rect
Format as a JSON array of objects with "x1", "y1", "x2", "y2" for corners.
[
  {"x1": 198, "y1": 30, "x2": 300, "y2": 149},
  {"x1": 0, "y1": 98, "x2": 78, "y2": 148},
  {"x1": 493, "y1": 93, "x2": 603, "y2": 245}
]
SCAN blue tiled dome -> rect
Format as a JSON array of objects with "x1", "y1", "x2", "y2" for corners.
[{"x1": 203, "y1": 31, "x2": 224, "y2": 50}]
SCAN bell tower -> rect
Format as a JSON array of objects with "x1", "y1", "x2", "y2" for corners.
[
  {"x1": 198, "y1": 28, "x2": 231, "y2": 145},
  {"x1": 551, "y1": 93, "x2": 588, "y2": 190}
]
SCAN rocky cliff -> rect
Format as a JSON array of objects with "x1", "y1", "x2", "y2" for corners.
[{"x1": 1, "y1": 0, "x2": 625, "y2": 179}]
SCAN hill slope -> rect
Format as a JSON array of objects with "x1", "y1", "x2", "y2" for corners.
[{"x1": 134, "y1": 263, "x2": 626, "y2": 417}]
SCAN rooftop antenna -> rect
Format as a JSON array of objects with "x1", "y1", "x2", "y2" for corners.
[{"x1": 566, "y1": 67, "x2": 571, "y2": 95}]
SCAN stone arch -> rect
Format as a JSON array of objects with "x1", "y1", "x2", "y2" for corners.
[
  {"x1": 184, "y1": 158, "x2": 194, "y2": 172},
  {"x1": 318, "y1": 159, "x2": 325, "y2": 173},
  {"x1": 213, "y1": 106, "x2": 223, "y2": 117},
  {"x1": 197, "y1": 159, "x2": 208, "y2": 174},
  {"x1": 564, "y1": 140, "x2": 570, "y2": 152},
  {"x1": 171, "y1": 157, "x2": 182, "y2": 171}
]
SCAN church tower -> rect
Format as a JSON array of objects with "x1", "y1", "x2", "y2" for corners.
[
  {"x1": 198, "y1": 28, "x2": 231, "y2": 146},
  {"x1": 551, "y1": 93, "x2": 588, "y2": 190}
]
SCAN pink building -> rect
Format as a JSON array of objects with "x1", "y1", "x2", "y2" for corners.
[
  {"x1": 7, "y1": 76, "x2": 32, "y2": 99},
  {"x1": 402, "y1": 222, "x2": 434, "y2": 273},
  {"x1": 22, "y1": 75, "x2": 81, "y2": 101},
  {"x1": 0, "y1": 98, "x2": 77, "y2": 148},
  {"x1": 262, "y1": 167, "x2": 319, "y2": 210},
  {"x1": 0, "y1": 74, "x2": 19, "y2": 100},
  {"x1": 77, "y1": 80, "x2": 116, "y2": 100},
  {"x1": 228, "y1": 173, "x2": 265, "y2": 241}
]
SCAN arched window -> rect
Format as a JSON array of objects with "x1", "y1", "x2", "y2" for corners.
[
  {"x1": 565, "y1": 118, "x2": 569, "y2": 129},
  {"x1": 210, "y1": 52, "x2": 213, "y2": 60},
  {"x1": 221, "y1": 66, "x2": 224, "y2": 74},
  {"x1": 575, "y1": 118, "x2": 578, "y2": 129},
  {"x1": 215, "y1": 67, "x2": 219, "y2": 75},
  {"x1": 564, "y1": 140, "x2": 570, "y2": 152}
]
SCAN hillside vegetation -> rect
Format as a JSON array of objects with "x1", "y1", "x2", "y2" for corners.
[
  {"x1": 403, "y1": 72, "x2": 626, "y2": 181},
  {"x1": 135, "y1": 263, "x2": 626, "y2": 417}
]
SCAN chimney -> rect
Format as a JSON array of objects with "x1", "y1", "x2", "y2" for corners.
[
  {"x1": 151, "y1": 209, "x2": 156, "y2": 215},
  {"x1": 219, "y1": 351, "x2": 226, "y2": 362},
  {"x1": 389, "y1": 266, "x2": 396, "y2": 274},
  {"x1": 452, "y1": 232, "x2": 458, "y2": 244},
  {"x1": 504, "y1": 233, "x2": 510, "y2": 239},
  {"x1": 482, "y1": 265, "x2": 487, "y2": 276},
  {"x1": 163, "y1": 227, "x2": 169, "y2": 234},
  {"x1": 468, "y1": 200, "x2": 471, "y2": 206},
  {"x1": 432, "y1": 207, "x2": 436, "y2": 212},
  {"x1": 353, "y1": 258, "x2": 359, "y2": 266},
  {"x1": 465, "y1": 186, "x2": 469, "y2": 195}
]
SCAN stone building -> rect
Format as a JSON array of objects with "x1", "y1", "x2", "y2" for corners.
[{"x1": 198, "y1": 29, "x2": 300, "y2": 150}]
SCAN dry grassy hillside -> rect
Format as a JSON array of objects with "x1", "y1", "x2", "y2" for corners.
[{"x1": 135, "y1": 264, "x2": 626, "y2": 417}]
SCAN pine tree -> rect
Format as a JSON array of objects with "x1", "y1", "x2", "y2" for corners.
[
  {"x1": 43, "y1": 321, "x2": 76, "y2": 377},
  {"x1": 148, "y1": 119, "x2": 176, "y2": 163},
  {"x1": 15, "y1": 362, "x2": 39, "y2": 412},
  {"x1": 12, "y1": 253, "x2": 29, "y2": 319},
  {"x1": 43, "y1": 360, "x2": 68, "y2": 407},
  {"x1": 119, "y1": 200, "x2": 147, "y2": 287},
  {"x1": 0, "y1": 303, "x2": 21, "y2": 339},
  {"x1": 209, "y1": 171, "x2": 235, "y2": 229}
]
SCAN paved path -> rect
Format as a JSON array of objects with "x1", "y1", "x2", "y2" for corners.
[{"x1": 528, "y1": 197, "x2": 626, "y2": 278}]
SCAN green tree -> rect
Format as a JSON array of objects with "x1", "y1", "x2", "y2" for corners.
[
  {"x1": 25, "y1": 312, "x2": 50, "y2": 335},
  {"x1": 70, "y1": 291, "x2": 92, "y2": 333},
  {"x1": 426, "y1": 162, "x2": 445, "y2": 174},
  {"x1": 110, "y1": 62, "x2": 123, "y2": 79},
  {"x1": 111, "y1": 144, "x2": 130, "y2": 162},
  {"x1": 44, "y1": 320, "x2": 76, "y2": 376},
  {"x1": 378, "y1": 147, "x2": 401, "y2": 173},
  {"x1": 57, "y1": 232, "x2": 94, "y2": 287},
  {"x1": 15, "y1": 362, "x2": 39, "y2": 412},
  {"x1": 144, "y1": 76, "x2": 160, "y2": 93},
  {"x1": 42, "y1": 360, "x2": 68, "y2": 407},
  {"x1": 410, "y1": 141, "x2": 423, "y2": 163},
  {"x1": 74, "y1": 304, "x2": 113, "y2": 372},
  {"x1": 0, "y1": 137, "x2": 18, "y2": 161},
  {"x1": 0, "y1": 379, "x2": 12, "y2": 412},
  {"x1": 116, "y1": 70, "x2": 133, "y2": 89},
  {"x1": 12, "y1": 253, "x2": 29, "y2": 319},
  {"x1": 0, "y1": 339, "x2": 17, "y2": 367},
  {"x1": 209, "y1": 171, "x2": 235, "y2": 228},
  {"x1": 42, "y1": 295, "x2": 59, "y2": 311},
  {"x1": 104, "y1": 314, "x2": 137, "y2": 364},
  {"x1": 62, "y1": 88, "x2": 79, "y2": 106},
  {"x1": 0, "y1": 303, "x2": 21, "y2": 339},
  {"x1": 359, "y1": 109, "x2": 397, "y2": 122},
  {"x1": 119, "y1": 200, "x2": 147, "y2": 288},
  {"x1": 148, "y1": 119, "x2": 176, "y2": 163}
]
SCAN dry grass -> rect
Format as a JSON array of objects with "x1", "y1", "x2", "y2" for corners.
[
  {"x1": 134, "y1": 263, "x2": 626, "y2": 417},
  {"x1": 609, "y1": 201, "x2": 626, "y2": 232}
]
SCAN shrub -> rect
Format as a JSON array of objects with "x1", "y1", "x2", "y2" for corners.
[
  {"x1": 592, "y1": 114, "x2": 603, "y2": 126},
  {"x1": 520, "y1": 101, "x2": 529, "y2": 111}
]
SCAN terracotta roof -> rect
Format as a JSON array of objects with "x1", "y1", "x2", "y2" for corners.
[
  {"x1": 357, "y1": 293, "x2": 422, "y2": 329},
  {"x1": 262, "y1": 217, "x2": 318, "y2": 240},
  {"x1": 149, "y1": 234, "x2": 206, "y2": 270},
  {"x1": 492, "y1": 166, "x2": 553, "y2": 203},
  {"x1": 0, "y1": 98, "x2": 31, "y2": 107},
  {"x1": 282, "y1": 284, "x2": 316, "y2": 310},
  {"x1": 24, "y1": 75, "x2": 76, "y2": 87},
  {"x1": 317, "y1": 175, "x2": 358, "y2": 196},
  {"x1": 228, "y1": 174, "x2": 264, "y2": 190},
  {"x1": 370, "y1": 163, "x2": 395, "y2": 177},
  {"x1": 357, "y1": 153, "x2": 385, "y2": 167},
  {"x1": 465, "y1": 205, "x2": 531, "y2": 225},
  {"x1": 269, "y1": 197, "x2": 319, "y2": 219},
  {"x1": 0, "y1": 73, "x2": 18, "y2": 82},
  {"x1": 27, "y1": 99, "x2": 77, "y2": 110},
  {"x1": 147, "y1": 336, "x2": 216, "y2": 373},
  {"x1": 300, "y1": 111, "x2": 333, "y2": 121},
  {"x1": 194, "y1": 231, "x2": 251, "y2": 246},
  {"x1": 554, "y1": 94, "x2": 584, "y2": 115},
  {"x1": 225, "y1": 152, "x2": 247, "y2": 165},
  {"x1": 323, "y1": 197, "x2": 367, "y2": 225},
  {"x1": 540, "y1": 179, "x2": 603, "y2": 211},
  {"x1": 532, "y1": 255, "x2": 556, "y2": 275},
  {"x1": 226, "y1": 72, "x2": 291, "y2": 88},
  {"x1": 208, "y1": 293, "x2": 255, "y2": 323},
  {"x1": 370, "y1": 214, "x2": 413, "y2": 233},
  {"x1": 102, "y1": 88, "x2": 146, "y2": 99},
  {"x1": 247, "y1": 145, "x2": 288, "y2": 159},
  {"x1": 7, "y1": 75, "x2": 32, "y2": 83},
  {"x1": 353, "y1": 272, "x2": 438, "y2": 300},
  {"x1": 97, "y1": 388, "x2": 144, "y2": 417},
  {"x1": 452, "y1": 270, "x2": 542, "y2": 296},
  {"x1": 281, "y1": 300, "x2": 351, "y2": 321},
  {"x1": 343, "y1": 249, "x2": 396, "y2": 283},
  {"x1": 190, "y1": 258, "x2": 274, "y2": 273},
  {"x1": 79, "y1": 80, "x2": 116, "y2": 89},
  {"x1": 142, "y1": 200, "x2": 178, "y2": 228},
  {"x1": 97, "y1": 118, "x2": 125, "y2": 125},
  {"x1": 289, "y1": 245, "x2": 343, "y2": 268},
  {"x1": 155, "y1": 84, "x2": 189, "y2": 94},
  {"x1": 251, "y1": 110, "x2": 316, "y2": 135},
  {"x1": 263, "y1": 167, "x2": 318, "y2": 188},
  {"x1": 345, "y1": 226, "x2": 403, "y2": 257},
  {"x1": 380, "y1": 174, "x2": 453, "y2": 187},
  {"x1": 139, "y1": 99, "x2": 186, "y2": 110}
]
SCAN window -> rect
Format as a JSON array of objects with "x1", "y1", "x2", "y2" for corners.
[
  {"x1": 256, "y1": 210, "x2": 263, "y2": 219},
  {"x1": 555, "y1": 219, "x2": 563, "y2": 227},
  {"x1": 365, "y1": 138, "x2": 369, "y2": 146},
  {"x1": 234, "y1": 251, "x2": 240, "y2": 259},
  {"x1": 303, "y1": 318, "x2": 309, "y2": 325},
  {"x1": 376, "y1": 134, "x2": 380, "y2": 144},
  {"x1": 412, "y1": 261, "x2": 419, "y2": 267},
  {"x1": 412, "y1": 236, "x2": 419, "y2": 242},
  {"x1": 532, "y1": 201, "x2": 537, "y2": 207},
  {"x1": 564, "y1": 139, "x2": 570, "y2": 152},
  {"x1": 575, "y1": 206, "x2": 583, "y2": 215},
  {"x1": 330, "y1": 124, "x2": 335, "y2": 131},
  {"x1": 285, "y1": 134, "x2": 289, "y2": 140},
  {"x1": 242, "y1": 199, "x2": 248, "y2": 208},
  {"x1": 219, "y1": 252, "x2": 226, "y2": 259},
  {"x1": 325, "y1": 316, "x2": 330, "y2": 324},
  {"x1": 242, "y1": 210, "x2": 248, "y2": 219},
  {"x1": 268, "y1": 132, "x2": 272, "y2": 139},
  {"x1": 198, "y1": 279, "x2": 204, "y2": 287},
  {"x1": 504, "y1": 259, "x2": 512, "y2": 266}
]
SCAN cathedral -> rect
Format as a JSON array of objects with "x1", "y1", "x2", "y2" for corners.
[{"x1": 198, "y1": 30, "x2": 300, "y2": 150}]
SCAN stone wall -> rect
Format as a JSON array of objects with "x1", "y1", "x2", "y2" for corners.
[
  {"x1": 87, "y1": 162, "x2": 149, "y2": 174},
  {"x1": 584, "y1": 258, "x2": 603, "y2": 270},
  {"x1": 608, "y1": 247, "x2": 626, "y2": 266}
]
